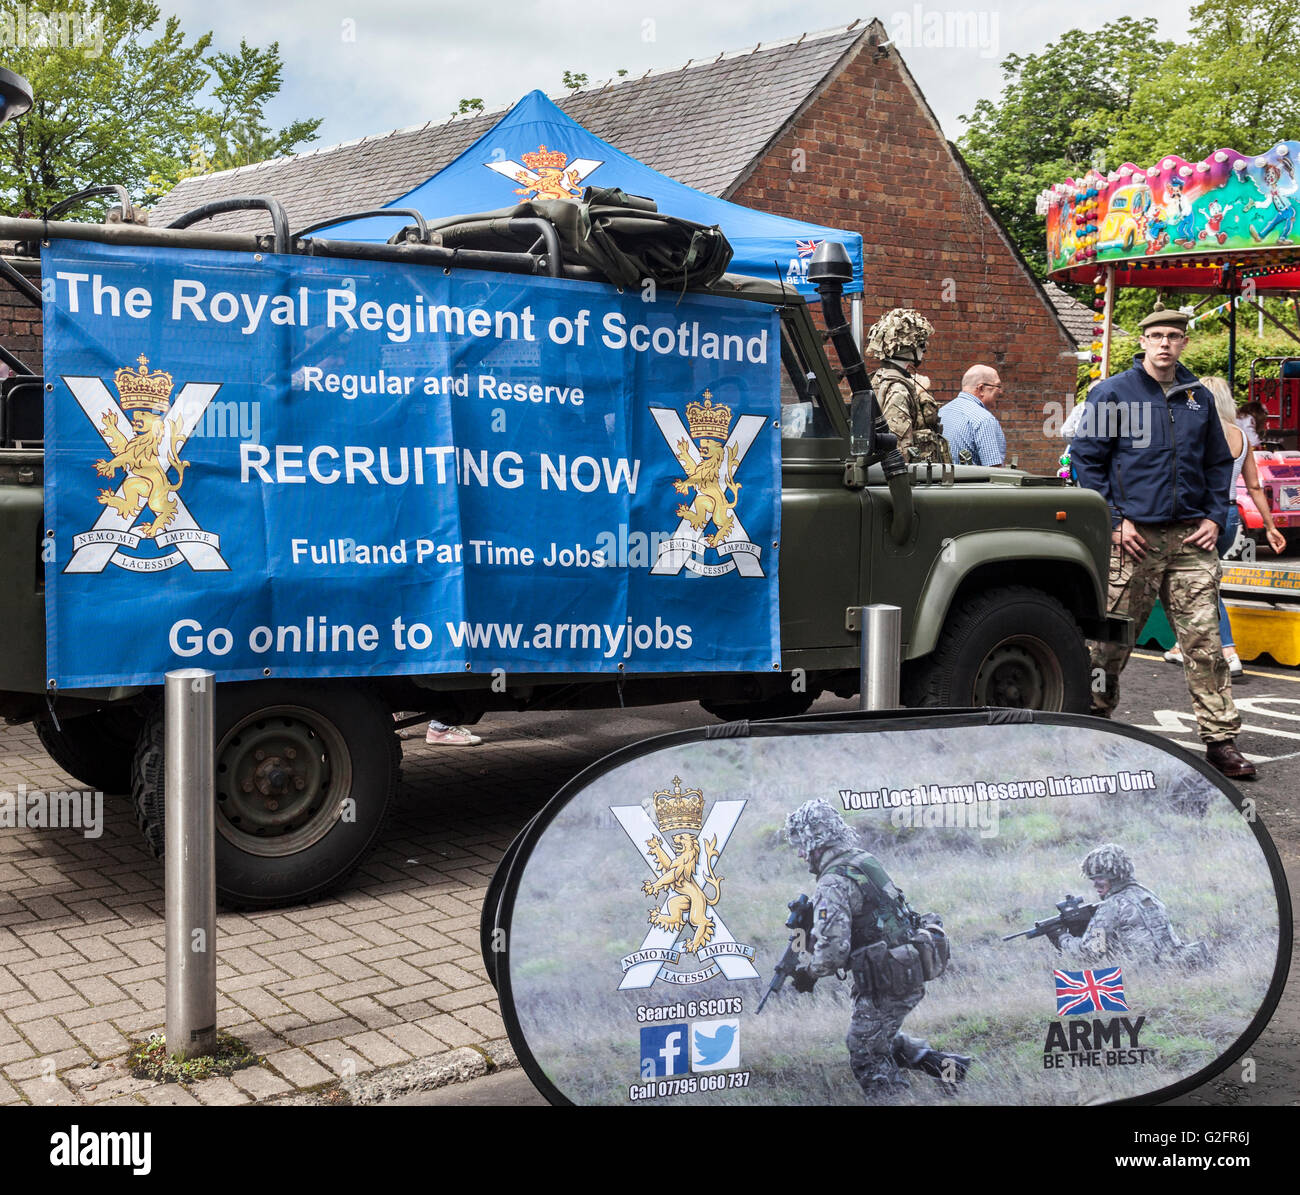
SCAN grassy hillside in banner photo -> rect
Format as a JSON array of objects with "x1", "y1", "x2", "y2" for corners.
[{"x1": 504, "y1": 724, "x2": 1282, "y2": 1106}]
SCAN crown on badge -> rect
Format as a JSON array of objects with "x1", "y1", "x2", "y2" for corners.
[
  {"x1": 114, "y1": 354, "x2": 174, "y2": 413},
  {"x1": 521, "y1": 144, "x2": 568, "y2": 171},
  {"x1": 652, "y1": 777, "x2": 705, "y2": 833},
  {"x1": 685, "y1": 391, "x2": 732, "y2": 442}
]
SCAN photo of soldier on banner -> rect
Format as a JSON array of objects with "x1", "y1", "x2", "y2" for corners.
[{"x1": 488, "y1": 712, "x2": 1289, "y2": 1106}]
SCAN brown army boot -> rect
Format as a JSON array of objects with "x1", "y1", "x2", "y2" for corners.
[{"x1": 1206, "y1": 738, "x2": 1257, "y2": 781}]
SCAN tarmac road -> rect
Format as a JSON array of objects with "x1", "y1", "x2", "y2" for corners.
[
  {"x1": 1104, "y1": 649, "x2": 1298, "y2": 1109},
  {"x1": 390, "y1": 649, "x2": 1299, "y2": 1108}
]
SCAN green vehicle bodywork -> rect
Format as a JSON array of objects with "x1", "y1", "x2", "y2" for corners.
[{"x1": 0, "y1": 199, "x2": 1125, "y2": 908}]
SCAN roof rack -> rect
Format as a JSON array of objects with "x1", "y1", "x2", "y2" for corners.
[{"x1": 0, "y1": 190, "x2": 737, "y2": 295}]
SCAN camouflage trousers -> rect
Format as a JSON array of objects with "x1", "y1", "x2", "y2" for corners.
[
  {"x1": 1089, "y1": 523, "x2": 1239, "y2": 742},
  {"x1": 847, "y1": 985, "x2": 926, "y2": 1099}
]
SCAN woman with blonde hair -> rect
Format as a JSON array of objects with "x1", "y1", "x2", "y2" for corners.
[{"x1": 1164, "y1": 376, "x2": 1286, "y2": 676}]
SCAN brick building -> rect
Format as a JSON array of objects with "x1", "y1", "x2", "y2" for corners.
[
  {"x1": 4, "y1": 19, "x2": 1076, "y2": 471},
  {"x1": 0, "y1": 259, "x2": 40, "y2": 377}
]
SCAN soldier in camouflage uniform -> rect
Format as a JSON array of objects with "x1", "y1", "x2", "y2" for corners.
[
  {"x1": 866, "y1": 307, "x2": 952, "y2": 466},
  {"x1": 783, "y1": 799, "x2": 970, "y2": 1100},
  {"x1": 1052, "y1": 843, "x2": 1208, "y2": 966}
]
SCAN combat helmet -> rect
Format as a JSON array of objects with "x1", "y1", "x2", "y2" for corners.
[
  {"x1": 1081, "y1": 843, "x2": 1134, "y2": 883},
  {"x1": 785, "y1": 799, "x2": 857, "y2": 859},
  {"x1": 866, "y1": 308, "x2": 935, "y2": 361}
]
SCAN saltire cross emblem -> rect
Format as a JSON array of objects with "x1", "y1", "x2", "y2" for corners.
[
  {"x1": 1055, "y1": 967, "x2": 1129, "y2": 1016},
  {"x1": 61, "y1": 374, "x2": 228, "y2": 573},
  {"x1": 483, "y1": 146, "x2": 603, "y2": 202},
  {"x1": 611, "y1": 798, "x2": 758, "y2": 989},
  {"x1": 649, "y1": 404, "x2": 768, "y2": 578}
]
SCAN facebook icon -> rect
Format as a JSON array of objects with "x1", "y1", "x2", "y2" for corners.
[{"x1": 640, "y1": 1024, "x2": 689, "y2": 1078}]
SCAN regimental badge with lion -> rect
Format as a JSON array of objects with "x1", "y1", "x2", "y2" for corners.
[
  {"x1": 93, "y1": 355, "x2": 189, "y2": 539},
  {"x1": 613, "y1": 782, "x2": 757, "y2": 989},
  {"x1": 512, "y1": 145, "x2": 584, "y2": 200},
  {"x1": 483, "y1": 144, "x2": 603, "y2": 203},
  {"x1": 641, "y1": 777, "x2": 723, "y2": 955},
  {"x1": 672, "y1": 392, "x2": 740, "y2": 548}
]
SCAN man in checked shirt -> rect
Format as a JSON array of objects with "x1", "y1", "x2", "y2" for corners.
[{"x1": 939, "y1": 365, "x2": 1007, "y2": 466}]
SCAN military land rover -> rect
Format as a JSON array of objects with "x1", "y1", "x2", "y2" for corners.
[{"x1": 0, "y1": 188, "x2": 1125, "y2": 909}]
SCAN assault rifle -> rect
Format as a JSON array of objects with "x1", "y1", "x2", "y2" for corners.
[
  {"x1": 1002, "y1": 894, "x2": 1099, "y2": 950},
  {"x1": 756, "y1": 894, "x2": 814, "y2": 1013}
]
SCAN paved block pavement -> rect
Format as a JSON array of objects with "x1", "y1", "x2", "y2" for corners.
[
  {"x1": 0, "y1": 704, "x2": 708, "y2": 1106},
  {"x1": 2, "y1": 671, "x2": 1296, "y2": 1107}
]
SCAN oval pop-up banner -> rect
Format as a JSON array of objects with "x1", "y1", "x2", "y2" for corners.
[{"x1": 488, "y1": 711, "x2": 1290, "y2": 1106}]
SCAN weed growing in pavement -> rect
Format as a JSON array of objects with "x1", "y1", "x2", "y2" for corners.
[{"x1": 127, "y1": 1032, "x2": 259, "y2": 1083}]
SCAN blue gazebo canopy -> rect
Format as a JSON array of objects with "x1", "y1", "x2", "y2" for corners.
[{"x1": 320, "y1": 90, "x2": 864, "y2": 296}]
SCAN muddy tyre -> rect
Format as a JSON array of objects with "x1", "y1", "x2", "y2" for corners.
[
  {"x1": 902, "y1": 586, "x2": 1090, "y2": 713},
  {"x1": 133, "y1": 683, "x2": 397, "y2": 909}
]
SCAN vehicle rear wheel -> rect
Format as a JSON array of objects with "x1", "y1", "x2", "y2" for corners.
[
  {"x1": 133, "y1": 683, "x2": 398, "y2": 909},
  {"x1": 901, "y1": 586, "x2": 1090, "y2": 713},
  {"x1": 35, "y1": 706, "x2": 144, "y2": 794}
]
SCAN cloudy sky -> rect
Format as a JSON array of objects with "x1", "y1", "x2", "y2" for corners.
[{"x1": 155, "y1": 1, "x2": 1199, "y2": 150}]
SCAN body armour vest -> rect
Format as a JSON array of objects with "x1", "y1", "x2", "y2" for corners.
[{"x1": 824, "y1": 849, "x2": 918, "y2": 948}]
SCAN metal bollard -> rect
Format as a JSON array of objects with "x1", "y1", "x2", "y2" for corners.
[
  {"x1": 164, "y1": 669, "x2": 217, "y2": 1059},
  {"x1": 857, "y1": 604, "x2": 901, "y2": 711}
]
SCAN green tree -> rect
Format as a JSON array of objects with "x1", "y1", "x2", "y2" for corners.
[
  {"x1": 1108, "y1": 0, "x2": 1300, "y2": 167},
  {"x1": 956, "y1": 17, "x2": 1172, "y2": 275},
  {"x1": 197, "y1": 39, "x2": 320, "y2": 172},
  {"x1": 0, "y1": 0, "x2": 319, "y2": 215}
]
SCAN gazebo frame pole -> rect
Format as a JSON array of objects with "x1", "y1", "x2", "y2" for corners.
[
  {"x1": 1100, "y1": 266, "x2": 1116, "y2": 379},
  {"x1": 1249, "y1": 295, "x2": 1300, "y2": 349},
  {"x1": 1227, "y1": 265, "x2": 1238, "y2": 394}
]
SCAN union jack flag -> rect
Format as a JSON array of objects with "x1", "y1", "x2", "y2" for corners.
[
  {"x1": 796, "y1": 238, "x2": 822, "y2": 257},
  {"x1": 1055, "y1": 967, "x2": 1129, "y2": 1016}
]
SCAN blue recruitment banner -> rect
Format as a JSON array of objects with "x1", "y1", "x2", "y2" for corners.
[{"x1": 43, "y1": 242, "x2": 781, "y2": 688}]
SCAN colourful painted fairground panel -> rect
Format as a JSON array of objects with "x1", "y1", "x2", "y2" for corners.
[{"x1": 1044, "y1": 143, "x2": 1300, "y2": 276}]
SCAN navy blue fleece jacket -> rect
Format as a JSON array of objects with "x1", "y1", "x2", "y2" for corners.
[{"x1": 1069, "y1": 357, "x2": 1233, "y2": 531}]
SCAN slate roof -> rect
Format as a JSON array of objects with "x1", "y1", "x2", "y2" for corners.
[
  {"x1": 148, "y1": 24, "x2": 867, "y2": 235},
  {"x1": 1044, "y1": 282, "x2": 1124, "y2": 348}
]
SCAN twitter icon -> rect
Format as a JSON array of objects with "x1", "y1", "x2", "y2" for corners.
[{"x1": 691, "y1": 1018, "x2": 740, "y2": 1072}]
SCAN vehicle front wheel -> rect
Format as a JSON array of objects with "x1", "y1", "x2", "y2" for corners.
[
  {"x1": 133, "y1": 683, "x2": 397, "y2": 909},
  {"x1": 901, "y1": 585, "x2": 1090, "y2": 713}
]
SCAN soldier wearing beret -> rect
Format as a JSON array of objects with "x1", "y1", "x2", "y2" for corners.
[{"x1": 1070, "y1": 301, "x2": 1252, "y2": 780}]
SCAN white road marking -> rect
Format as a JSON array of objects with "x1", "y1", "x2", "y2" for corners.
[{"x1": 1136, "y1": 707, "x2": 1289, "y2": 762}]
